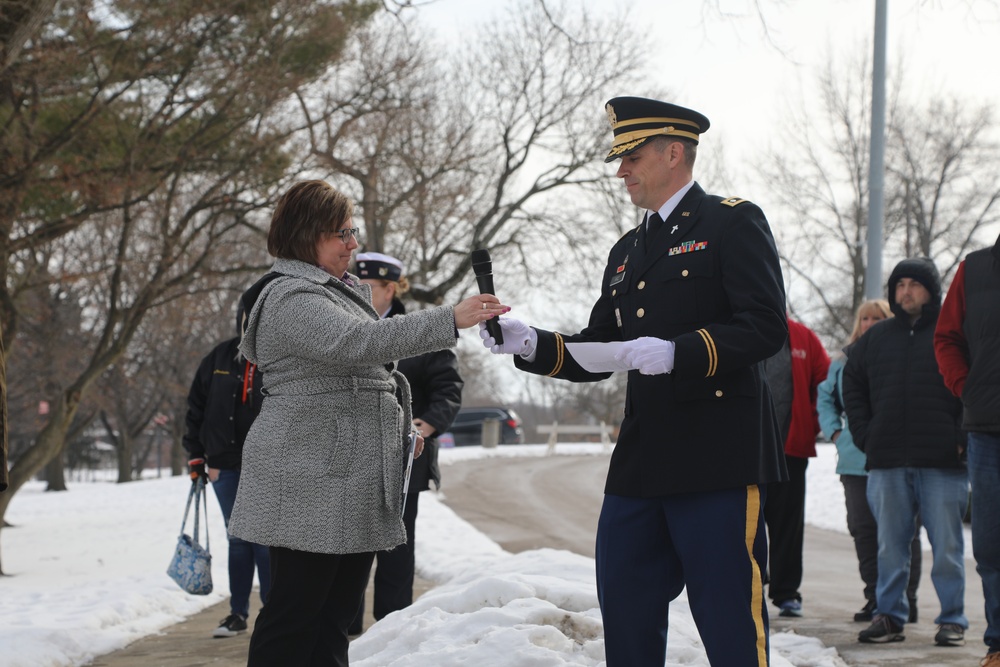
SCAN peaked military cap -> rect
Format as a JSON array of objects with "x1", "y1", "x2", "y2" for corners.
[
  {"x1": 355, "y1": 251, "x2": 404, "y2": 281},
  {"x1": 604, "y1": 96, "x2": 711, "y2": 162}
]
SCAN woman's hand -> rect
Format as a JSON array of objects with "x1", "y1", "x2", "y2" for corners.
[
  {"x1": 453, "y1": 295, "x2": 509, "y2": 329},
  {"x1": 413, "y1": 433, "x2": 425, "y2": 459}
]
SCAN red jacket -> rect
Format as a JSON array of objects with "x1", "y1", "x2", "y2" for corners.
[
  {"x1": 785, "y1": 319, "x2": 830, "y2": 458},
  {"x1": 934, "y1": 260, "x2": 968, "y2": 397}
]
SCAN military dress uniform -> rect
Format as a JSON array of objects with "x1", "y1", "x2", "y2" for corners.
[{"x1": 514, "y1": 97, "x2": 788, "y2": 666}]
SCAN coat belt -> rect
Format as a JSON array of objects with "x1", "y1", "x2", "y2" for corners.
[{"x1": 264, "y1": 375, "x2": 398, "y2": 397}]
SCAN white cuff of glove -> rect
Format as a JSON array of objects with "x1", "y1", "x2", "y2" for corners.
[
  {"x1": 614, "y1": 337, "x2": 675, "y2": 375},
  {"x1": 479, "y1": 317, "x2": 537, "y2": 359}
]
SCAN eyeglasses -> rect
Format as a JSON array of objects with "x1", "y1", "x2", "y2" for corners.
[{"x1": 327, "y1": 227, "x2": 361, "y2": 243}]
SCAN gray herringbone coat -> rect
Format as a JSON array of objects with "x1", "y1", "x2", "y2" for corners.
[{"x1": 228, "y1": 259, "x2": 458, "y2": 554}]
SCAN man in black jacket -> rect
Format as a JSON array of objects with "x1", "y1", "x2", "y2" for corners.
[
  {"x1": 843, "y1": 257, "x2": 968, "y2": 647},
  {"x1": 935, "y1": 232, "x2": 1000, "y2": 666},
  {"x1": 350, "y1": 252, "x2": 463, "y2": 634},
  {"x1": 183, "y1": 306, "x2": 270, "y2": 638}
]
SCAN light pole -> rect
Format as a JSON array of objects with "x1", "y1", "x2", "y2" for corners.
[{"x1": 866, "y1": 0, "x2": 888, "y2": 299}]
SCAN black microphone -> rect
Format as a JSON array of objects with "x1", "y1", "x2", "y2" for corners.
[{"x1": 471, "y1": 248, "x2": 504, "y2": 345}]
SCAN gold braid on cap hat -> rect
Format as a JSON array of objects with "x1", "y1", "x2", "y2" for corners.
[{"x1": 611, "y1": 116, "x2": 702, "y2": 147}]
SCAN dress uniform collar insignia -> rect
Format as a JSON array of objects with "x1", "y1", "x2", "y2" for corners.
[
  {"x1": 671, "y1": 225, "x2": 679, "y2": 234},
  {"x1": 668, "y1": 240, "x2": 708, "y2": 256}
]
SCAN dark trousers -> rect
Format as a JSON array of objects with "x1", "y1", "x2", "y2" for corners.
[
  {"x1": 764, "y1": 454, "x2": 808, "y2": 605},
  {"x1": 247, "y1": 546, "x2": 374, "y2": 667},
  {"x1": 350, "y1": 493, "x2": 420, "y2": 634},
  {"x1": 842, "y1": 474, "x2": 922, "y2": 603},
  {"x1": 596, "y1": 486, "x2": 770, "y2": 667}
]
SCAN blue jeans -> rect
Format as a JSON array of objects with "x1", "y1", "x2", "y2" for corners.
[
  {"x1": 868, "y1": 466, "x2": 968, "y2": 627},
  {"x1": 968, "y1": 432, "x2": 1000, "y2": 652},
  {"x1": 213, "y1": 468, "x2": 271, "y2": 618}
]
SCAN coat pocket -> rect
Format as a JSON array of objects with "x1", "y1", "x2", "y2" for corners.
[
  {"x1": 273, "y1": 395, "x2": 354, "y2": 480},
  {"x1": 648, "y1": 255, "x2": 715, "y2": 324}
]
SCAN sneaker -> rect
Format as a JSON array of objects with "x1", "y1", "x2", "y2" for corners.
[
  {"x1": 858, "y1": 614, "x2": 905, "y2": 643},
  {"x1": 934, "y1": 623, "x2": 965, "y2": 647},
  {"x1": 854, "y1": 599, "x2": 876, "y2": 622},
  {"x1": 213, "y1": 614, "x2": 248, "y2": 638},
  {"x1": 981, "y1": 651, "x2": 1000, "y2": 666},
  {"x1": 778, "y1": 599, "x2": 803, "y2": 618}
]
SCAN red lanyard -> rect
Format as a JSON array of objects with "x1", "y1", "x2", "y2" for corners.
[{"x1": 242, "y1": 361, "x2": 256, "y2": 404}]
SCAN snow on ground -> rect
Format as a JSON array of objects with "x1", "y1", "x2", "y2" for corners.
[{"x1": 0, "y1": 444, "x2": 860, "y2": 666}]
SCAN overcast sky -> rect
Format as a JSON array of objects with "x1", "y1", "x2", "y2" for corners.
[{"x1": 417, "y1": 0, "x2": 1000, "y2": 167}]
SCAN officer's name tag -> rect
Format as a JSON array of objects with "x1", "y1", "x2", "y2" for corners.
[{"x1": 609, "y1": 263, "x2": 626, "y2": 286}]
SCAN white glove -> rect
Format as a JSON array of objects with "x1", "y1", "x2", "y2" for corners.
[
  {"x1": 479, "y1": 317, "x2": 537, "y2": 357},
  {"x1": 615, "y1": 337, "x2": 675, "y2": 375}
]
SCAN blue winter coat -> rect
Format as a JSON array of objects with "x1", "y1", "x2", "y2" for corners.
[{"x1": 816, "y1": 356, "x2": 867, "y2": 476}]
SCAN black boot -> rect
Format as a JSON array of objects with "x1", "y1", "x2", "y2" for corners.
[{"x1": 855, "y1": 599, "x2": 877, "y2": 622}]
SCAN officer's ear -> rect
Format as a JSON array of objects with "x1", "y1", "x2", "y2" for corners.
[{"x1": 668, "y1": 140, "x2": 686, "y2": 167}]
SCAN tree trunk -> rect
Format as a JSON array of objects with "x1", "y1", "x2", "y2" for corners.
[
  {"x1": 0, "y1": 0, "x2": 58, "y2": 75},
  {"x1": 43, "y1": 450, "x2": 66, "y2": 491},
  {"x1": 0, "y1": 398, "x2": 76, "y2": 573},
  {"x1": 170, "y1": 431, "x2": 185, "y2": 477},
  {"x1": 116, "y1": 431, "x2": 133, "y2": 483}
]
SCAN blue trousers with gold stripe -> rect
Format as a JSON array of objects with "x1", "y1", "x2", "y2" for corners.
[{"x1": 596, "y1": 486, "x2": 770, "y2": 666}]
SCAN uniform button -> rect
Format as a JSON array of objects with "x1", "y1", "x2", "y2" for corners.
[
  {"x1": 637, "y1": 308, "x2": 645, "y2": 318},
  {"x1": 638, "y1": 281, "x2": 646, "y2": 290},
  {"x1": 715, "y1": 390, "x2": 723, "y2": 397},
  {"x1": 682, "y1": 269, "x2": 689, "y2": 277},
  {"x1": 612, "y1": 289, "x2": 617, "y2": 296}
]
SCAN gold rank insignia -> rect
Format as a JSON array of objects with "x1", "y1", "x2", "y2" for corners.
[
  {"x1": 606, "y1": 103, "x2": 617, "y2": 127},
  {"x1": 721, "y1": 197, "x2": 748, "y2": 207}
]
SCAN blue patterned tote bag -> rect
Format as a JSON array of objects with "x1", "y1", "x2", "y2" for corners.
[{"x1": 166, "y1": 477, "x2": 213, "y2": 595}]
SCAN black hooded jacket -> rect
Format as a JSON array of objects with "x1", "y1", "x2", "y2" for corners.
[
  {"x1": 182, "y1": 305, "x2": 264, "y2": 469},
  {"x1": 386, "y1": 298, "x2": 463, "y2": 492},
  {"x1": 842, "y1": 257, "x2": 964, "y2": 470}
]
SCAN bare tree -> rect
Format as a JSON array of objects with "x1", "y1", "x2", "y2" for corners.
[
  {"x1": 0, "y1": 0, "x2": 375, "y2": 573},
  {"x1": 757, "y1": 52, "x2": 889, "y2": 342},
  {"x1": 889, "y1": 99, "x2": 1000, "y2": 277},
  {"x1": 304, "y1": 1, "x2": 645, "y2": 308},
  {"x1": 757, "y1": 50, "x2": 999, "y2": 346}
]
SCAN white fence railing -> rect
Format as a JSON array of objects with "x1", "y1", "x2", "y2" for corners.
[{"x1": 536, "y1": 422, "x2": 615, "y2": 455}]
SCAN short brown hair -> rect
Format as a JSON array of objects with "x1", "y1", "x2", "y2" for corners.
[
  {"x1": 650, "y1": 135, "x2": 697, "y2": 168},
  {"x1": 267, "y1": 180, "x2": 354, "y2": 263}
]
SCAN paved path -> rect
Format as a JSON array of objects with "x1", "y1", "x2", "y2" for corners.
[
  {"x1": 83, "y1": 574, "x2": 433, "y2": 666},
  {"x1": 87, "y1": 453, "x2": 989, "y2": 666}
]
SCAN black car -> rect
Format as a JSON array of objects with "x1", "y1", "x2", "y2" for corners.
[{"x1": 447, "y1": 406, "x2": 524, "y2": 446}]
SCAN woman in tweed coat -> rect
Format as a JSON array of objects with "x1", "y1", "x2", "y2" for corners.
[{"x1": 229, "y1": 180, "x2": 505, "y2": 667}]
